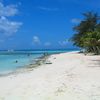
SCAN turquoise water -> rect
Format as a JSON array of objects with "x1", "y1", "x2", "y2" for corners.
[
  {"x1": 0, "y1": 49, "x2": 77, "y2": 75},
  {"x1": 0, "y1": 53, "x2": 43, "y2": 74}
]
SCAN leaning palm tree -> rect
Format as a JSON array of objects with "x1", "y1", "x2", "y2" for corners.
[{"x1": 71, "y1": 11, "x2": 100, "y2": 54}]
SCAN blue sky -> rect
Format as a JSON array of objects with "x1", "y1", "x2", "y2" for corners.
[{"x1": 0, "y1": 0, "x2": 100, "y2": 50}]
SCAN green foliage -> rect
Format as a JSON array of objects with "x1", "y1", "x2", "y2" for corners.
[{"x1": 71, "y1": 12, "x2": 100, "y2": 54}]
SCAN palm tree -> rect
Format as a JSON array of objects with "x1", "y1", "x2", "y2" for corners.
[{"x1": 71, "y1": 11, "x2": 100, "y2": 54}]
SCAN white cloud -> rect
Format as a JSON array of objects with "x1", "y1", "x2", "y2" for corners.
[
  {"x1": 71, "y1": 18, "x2": 81, "y2": 24},
  {"x1": 0, "y1": 2, "x2": 22, "y2": 37},
  {"x1": 32, "y1": 36, "x2": 41, "y2": 45},
  {"x1": 59, "y1": 39, "x2": 68, "y2": 46},
  {"x1": 0, "y1": 2, "x2": 18, "y2": 17},
  {"x1": 38, "y1": 6, "x2": 59, "y2": 11},
  {"x1": 0, "y1": 16, "x2": 22, "y2": 36},
  {"x1": 44, "y1": 42, "x2": 51, "y2": 46}
]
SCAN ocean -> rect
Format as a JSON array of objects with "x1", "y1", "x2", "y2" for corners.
[{"x1": 0, "y1": 49, "x2": 77, "y2": 75}]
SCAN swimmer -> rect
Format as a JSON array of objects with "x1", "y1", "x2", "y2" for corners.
[
  {"x1": 15, "y1": 60, "x2": 18, "y2": 63},
  {"x1": 28, "y1": 54, "x2": 30, "y2": 56}
]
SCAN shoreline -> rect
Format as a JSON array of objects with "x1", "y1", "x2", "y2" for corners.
[
  {"x1": 0, "y1": 54, "x2": 50, "y2": 77},
  {"x1": 0, "y1": 51, "x2": 100, "y2": 100},
  {"x1": 0, "y1": 51, "x2": 72, "y2": 77}
]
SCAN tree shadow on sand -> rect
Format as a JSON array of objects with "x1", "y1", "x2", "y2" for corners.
[{"x1": 88, "y1": 60, "x2": 100, "y2": 67}]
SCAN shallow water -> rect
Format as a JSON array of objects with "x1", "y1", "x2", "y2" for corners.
[
  {"x1": 0, "y1": 49, "x2": 77, "y2": 74},
  {"x1": 0, "y1": 53, "x2": 43, "y2": 74}
]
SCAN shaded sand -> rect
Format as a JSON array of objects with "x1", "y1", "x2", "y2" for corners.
[{"x1": 0, "y1": 52, "x2": 100, "y2": 100}]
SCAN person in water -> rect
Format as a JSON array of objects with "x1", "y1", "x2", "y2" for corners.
[
  {"x1": 15, "y1": 60, "x2": 18, "y2": 63},
  {"x1": 27, "y1": 54, "x2": 30, "y2": 56}
]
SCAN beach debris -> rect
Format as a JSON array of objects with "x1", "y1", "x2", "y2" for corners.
[
  {"x1": 45, "y1": 60, "x2": 52, "y2": 64},
  {"x1": 54, "y1": 57, "x2": 56, "y2": 59}
]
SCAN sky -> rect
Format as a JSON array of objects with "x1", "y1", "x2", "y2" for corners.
[{"x1": 0, "y1": 0, "x2": 100, "y2": 50}]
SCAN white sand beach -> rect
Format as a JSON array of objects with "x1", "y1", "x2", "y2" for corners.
[{"x1": 0, "y1": 52, "x2": 100, "y2": 100}]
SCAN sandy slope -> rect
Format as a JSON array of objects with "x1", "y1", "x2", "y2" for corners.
[{"x1": 0, "y1": 52, "x2": 100, "y2": 100}]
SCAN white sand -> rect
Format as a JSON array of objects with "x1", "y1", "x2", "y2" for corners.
[{"x1": 0, "y1": 52, "x2": 100, "y2": 100}]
